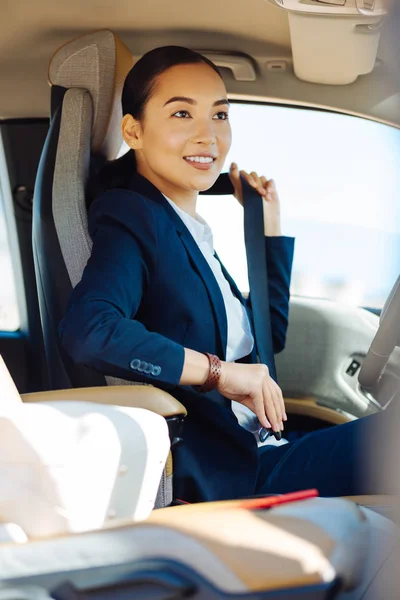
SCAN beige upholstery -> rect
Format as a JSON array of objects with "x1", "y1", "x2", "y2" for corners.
[
  {"x1": 0, "y1": 498, "x2": 373, "y2": 594},
  {"x1": 2, "y1": 346, "x2": 173, "y2": 531},
  {"x1": 342, "y1": 495, "x2": 400, "y2": 522},
  {"x1": 145, "y1": 497, "x2": 369, "y2": 592},
  {"x1": 285, "y1": 397, "x2": 352, "y2": 425},
  {"x1": 0, "y1": 401, "x2": 170, "y2": 537},
  {"x1": 21, "y1": 386, "x2": 187, "y2": 418},
  {"x1": 48, "y1": 29, "x2": 133, "y2": 158},
  {"x1": 49, "y1": 30, "x2": 133, "y2": 293},
  {"x1": 20, "y1": 387, "x2": 186, "y2": 509}
]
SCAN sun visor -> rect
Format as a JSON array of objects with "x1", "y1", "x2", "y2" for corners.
[{"x1": 265, "y1": 0, "x2": 390, "y2": 84}]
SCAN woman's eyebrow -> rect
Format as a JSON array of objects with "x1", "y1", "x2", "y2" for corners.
[{"x1": 163, "y1": 96, "x2": 230, "y2": 107}]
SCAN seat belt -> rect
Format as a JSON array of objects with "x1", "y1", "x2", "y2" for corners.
[
  {"x1": 201, "y1": 173, "x2": 277, "y2": 379},
  {"x1": 201, "y1": 174, "x2": 279, "y2": 442},
  {"x1": 241, "y1": 176, "x2": 277, "y2": 381}
]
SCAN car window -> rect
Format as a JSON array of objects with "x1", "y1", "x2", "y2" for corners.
[
  {"x1": 0, "y1": 166, "x2": 20, "y2": 332},
  {"x1": 197, "y1": 103, "x2": 400, "y2": 309}
]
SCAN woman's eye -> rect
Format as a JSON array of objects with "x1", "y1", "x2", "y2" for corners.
[
  {"x1": 173, "y1": 110, "x2": 191, "y2": 118},
  {"x1": 213, "y1": 111, "x2": 229, "y2": 120}
]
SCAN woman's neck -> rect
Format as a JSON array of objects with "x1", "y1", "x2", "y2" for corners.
[
  {"x1": 166, "y1": 193, "x2": 197, "y2": 217},
  {"x1": 136, "y1": 162, "x2": 198, "y2": 218}
]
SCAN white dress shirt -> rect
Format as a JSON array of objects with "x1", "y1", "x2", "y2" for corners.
[{"x1": 163, "y1": 195, "x2": 264, "y2": 433}]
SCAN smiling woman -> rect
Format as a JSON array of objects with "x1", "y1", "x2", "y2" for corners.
[
  {"x1": 59, "y1": 44, "x2": 392, "y2": 504},
  {"x1": 120, "y1": 61, "x2": 231, "y2": 214}
]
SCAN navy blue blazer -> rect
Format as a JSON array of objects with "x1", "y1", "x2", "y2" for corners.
[{"x1": 59, "y1": 172, "x2": 295, "y2": 502}]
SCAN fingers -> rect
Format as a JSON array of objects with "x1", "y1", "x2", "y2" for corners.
[
  {"x1": 261, "y1": 377, "x2": 286, "y2": 432},
  {"x1": 263, "y1": 380, "x2": 284, "y2": 432},
  {"x1": 229, "y1": 161, "x2": 240, "y2": 180},
  {"x1": 261, "y1": 381, "x2": 280, "y2": 432},
  {"x1": 260, "y1": 176, "x2": 275, "y2": 201},
  {"x1": 270, "y1": 380, "x2": 287, "y2": 429},
  {"x1": 229, "y1": 162, "x2": 243, "y2": 205},
  {"x1": 229, "y1": 162, "x2": 240, "y2": 189},
  {"x1": 274, "y1": 380, "x2": 287, "y2": 422},
  {"x1": 249, "y1": 391, "x2": 271, "y2": 429},
  {"x1": 219, "y1": 362, "x2": 286, "y2": 432},
  {"x1": 240, "y1": 169, "x2": 273, "y2": 199}
]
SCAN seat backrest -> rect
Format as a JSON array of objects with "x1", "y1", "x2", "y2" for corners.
[{"x1": 32, "y1": 30, "x2": 134, "y2": 389}]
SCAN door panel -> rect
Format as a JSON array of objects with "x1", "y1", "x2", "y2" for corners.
[{"x1": 276, "y1": 297, "x2": 384, "y2": 418}]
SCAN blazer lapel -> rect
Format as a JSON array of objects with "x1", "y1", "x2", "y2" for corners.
[
  {"x1": 214, "y1": 252, "x2": 245, "y2": 305},
  {"x1": 129, "y1": 173, "x2": 228, "y2": 359}
]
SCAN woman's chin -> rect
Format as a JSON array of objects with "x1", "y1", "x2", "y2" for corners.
[{"x1": 186, "y1": 170, "x2": 221, "y2": 192}]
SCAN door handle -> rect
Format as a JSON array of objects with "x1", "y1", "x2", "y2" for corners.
[{"x1": 197, "y1": 52, "x2": 257, "y2": 81}]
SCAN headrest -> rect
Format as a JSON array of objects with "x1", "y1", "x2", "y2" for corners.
[{"x1": 48, "y1": 30, "x2": 134, "y2": 159}]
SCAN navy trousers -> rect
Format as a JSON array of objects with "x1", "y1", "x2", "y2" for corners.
[{"x1": 256, "y1": 408, "x2": 396, "y2": 497}]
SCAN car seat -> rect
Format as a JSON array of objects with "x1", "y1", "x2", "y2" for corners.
[{"x1": 31, "y1": 29, "x2": 187, "y2": 508}]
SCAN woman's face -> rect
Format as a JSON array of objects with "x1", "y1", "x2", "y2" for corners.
[{"x1": 123, "y1": 62, "x2": 232, "y2": 202}]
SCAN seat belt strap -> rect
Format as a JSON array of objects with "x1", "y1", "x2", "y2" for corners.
[
  {"x1": 201, "y1": 173, "x2": 277, "y2": 380},
  {"x1": 241, "y1": 176, "x2": 277, "y2": 381}
]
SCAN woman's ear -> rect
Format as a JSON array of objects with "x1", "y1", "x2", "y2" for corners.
[{"x1": 121, "y1": 114, "x2": 143, "y2": 150}]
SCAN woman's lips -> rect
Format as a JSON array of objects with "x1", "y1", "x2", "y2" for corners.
[{"x1": 183, "y1": 157, "x2": 215, "y2": 171}]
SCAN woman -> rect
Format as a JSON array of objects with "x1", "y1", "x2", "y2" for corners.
[{"x1": 59, "y1": 46, "x2": 385, "y2": 503}]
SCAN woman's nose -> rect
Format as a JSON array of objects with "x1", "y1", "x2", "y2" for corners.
[{"x1": 192, "y1": 119, "x2": 217, "y2": 145}]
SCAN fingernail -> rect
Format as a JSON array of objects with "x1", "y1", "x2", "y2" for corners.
[
  {"x1": 280, "y1": 421, "x2": 284, "y2": 430},
  {"x1": 273, "y1": 424, "x2": 280, "y2": 432},
  {"x1": 230, "y1": 162, "x2": 237, "y2": 169},
  {"x1": 265, "y1": 420, "x2": 271, "y2": 428},
  {"x1": 284, "y1": 413, "x2": 288, "y2": 421}
]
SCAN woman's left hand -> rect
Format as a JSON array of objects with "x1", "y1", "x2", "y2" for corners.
[{"x1": 228, "y1": 162, "x2": 282, "y2": 237}]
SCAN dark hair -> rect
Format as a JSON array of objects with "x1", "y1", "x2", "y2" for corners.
[{"x1": 87, "y1": 46, "x2": 222, "y2": 202}]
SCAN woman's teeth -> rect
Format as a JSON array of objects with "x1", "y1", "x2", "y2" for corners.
[{"x1": 185, "y1": 156, "x2": 214, "y2": 164}]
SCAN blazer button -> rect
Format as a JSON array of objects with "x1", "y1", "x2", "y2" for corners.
[
  {"x1": 138, "y1": 360, "x2": 148, "y2": 373},
  {"x1": 151, "y1": 365, "x2": 161, "y2": 376},
  {"x1": 143, "y1": 363, "x2": 153, "y2": 374},
  {"x1": 130, "y1": 358, "x2": 140, "y2": 370}
]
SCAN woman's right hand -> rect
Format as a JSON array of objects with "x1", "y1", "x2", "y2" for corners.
[{"x1": 217, "y1": 362, "x2": 287, "y2": 433}]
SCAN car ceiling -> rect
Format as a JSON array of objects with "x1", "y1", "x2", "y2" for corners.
[{"x1": 1, "y1": 0, "x2": 400, "y2": 126}]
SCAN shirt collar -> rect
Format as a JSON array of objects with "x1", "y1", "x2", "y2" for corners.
[{"x1": 162, "y1": 194, "x2": 214, "y2": 251}]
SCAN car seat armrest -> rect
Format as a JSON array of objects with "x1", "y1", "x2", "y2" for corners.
[{"x1": 20, "y1": 386, "x2": 187, "y2": 418}]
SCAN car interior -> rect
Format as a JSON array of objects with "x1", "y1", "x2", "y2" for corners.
[{"x1": 0, "y1": 1, "x2": 399, "y2": 599}]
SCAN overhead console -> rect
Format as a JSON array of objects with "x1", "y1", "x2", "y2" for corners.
[{"x1": 265, "y1": 0, "x2": 390, "y2": 84}]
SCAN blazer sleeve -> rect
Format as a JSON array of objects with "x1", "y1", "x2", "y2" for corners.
[
  {"x1": 58, "y1": 189, "x2": 185, "y2": 386},
  {"x1": 265, "y1": 236, "x2": 295, "y2": 354}
]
